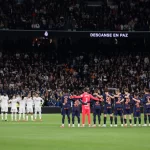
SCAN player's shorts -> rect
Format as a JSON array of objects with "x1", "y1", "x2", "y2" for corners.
[
  {"x1": 27, "y1": 107, "x2": 33, "y2": 113},
  {"x1": 124, "y1": 109, "x2": 131, "y2": 115},
  {"x1": 104, "y1": 107, "x2": 112, "y2": 115},
  {"x1": 82, "y1": 107, "x2": 90, "y2": 115},
  {"x1": 133, "y1": 111, "x2": 141, "y2": 117},
  {"x1": 144, "y1": 108, "x2": 150, "y2": 114},
  {"x1": 72, "y1": 110, "x2": 80, "y2": 117},
  {"x1": 1, "y1": 106, "x2": 8, "y2": 112},
  {"x1": 93, "y1": 109, "x2": 101, "y2": 116},
  {"x1": 11, "y1": 107, "x2": 18, "y2": 113},
  {"x1": 35, "y1": 107, "x2": 42, "y2": 112},
  {"x1": 114, "y1": 107, "x2": 123, "y2": 116},
  {"x1": 61, "y1": 109, "x2": 70, "y2": 116},
  {"x1": 19, "y1": 107, "x2": 25, "y2": 113}
]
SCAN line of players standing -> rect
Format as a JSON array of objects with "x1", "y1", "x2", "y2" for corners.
[
  {"x1": 60, "y1": 88, "x2": 150, "y2": 127},
  {"x1": 0, "y1": 93, "x2": 44, "y2": 121}
]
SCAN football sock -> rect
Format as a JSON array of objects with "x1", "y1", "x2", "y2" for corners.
[
  {"x1": 98, "y1": 115, "x2": 101, "y2": 124},
  {"x1": 124, "y1": 118, "x2": 127, "y2": 124},
  {"x1": 115, "y1": 116, "x2": 117, "y2": 124},
  {"x1": 104, "y1": 117, "x2": 107, "y2": 124},
  {"x1": 62, "y1": 115, "x2": 65, "y2": 124},
  {"x1": 39, "y1": 112, "x2": 42, "y2": 120},
  {"x1": 77, "y1": 116, "x2": 80, "y2": 124},
  {"x1": 110, "y1": 116, "x2": 113, "y2": 124},
  {"x1": 134, "y1": 118, "x2": 137, "y2": 124},
  {"x1": 72, "y1": 117, "x2": 75, "y2": 124},
  {"x1": 93, "y1": 115, "x2": 96, "y2": 124},
  {"x1": 148, "y1": 115, "x2": 150, "y2": 123},
  {"x1": 144, "y1": 115, "x2": 147, "y2": 124},
  {"x1": 121, "y1": 117, "x2": 123, "y2": 124},
  {"x1": 138, "y1": 117, "x2": 141, "y2": 124}
]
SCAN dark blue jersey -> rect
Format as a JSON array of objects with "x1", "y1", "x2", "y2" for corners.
[
  {"x1": 70, "y1": 96, "x2": 87, "y2": 110},
  {"x1": 123, "y1": 94, "x2": 133, "y2": 109},
  {"x1": 142, "y1": 94, "x2": 150, "y2": 109},
  {"x1": 103, "y1": 93, "x2": 113, "y2": 107},
  {"x1": 114, "y1": 94, "x2": 123, "y2": 108},
  {"x1": 91, "y1": 94, "x2": 101, "y2": 109},
  {"x1": 133, "y1": 98, "x2": 141, "y2": 112},
  {"x1": 92, "y1": 100, "x2": 101, "y2": 109},
  {"x1": 71, "y1": 99, "x2": 81, "y2": 111},
  {"x1": 60, "y1": 94, "x2": 71, "y2": 109}
]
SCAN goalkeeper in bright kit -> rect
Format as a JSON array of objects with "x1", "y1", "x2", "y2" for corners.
[
  {"x1": 33, "y1": 93, "x2": 44, "y2": 121},
  {"x1": 72, "y1": 88, "x2": 100, "y2": 127}
]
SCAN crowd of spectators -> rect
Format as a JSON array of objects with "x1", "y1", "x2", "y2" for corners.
[
  {"x1": 0, "y1": 40, "x2": 149, "y2": 106},
  {"x1": 0, "y1": 0, "x2": 150, "y2": 31}
]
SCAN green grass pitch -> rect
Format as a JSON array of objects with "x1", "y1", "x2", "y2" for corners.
[{"x1": 0, "y1": 114, "x2": 150, "y2": 150}]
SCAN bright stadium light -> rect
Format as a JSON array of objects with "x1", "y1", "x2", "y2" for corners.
[{"x1": 44, "y1": 31, "x2": 48, "y2": 37}]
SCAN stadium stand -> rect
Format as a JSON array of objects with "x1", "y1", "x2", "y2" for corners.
[{"x1": 0, "y1": 0, "x2": 150, "y2": 30}]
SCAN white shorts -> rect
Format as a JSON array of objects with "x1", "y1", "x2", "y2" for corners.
[
  {"x1": 19, "y1": 107, "x2": 25, "y2": 113},
  {"x1": 27, "y1": 107, "x2": 33, "y2": 113},
  {"x1": 11, "y1": 107, "x2": 18, "y2": 113},
  {"x1": 35, "y1": 107, "x2": 42, "y2": 112},
  {"x1": 1, "y1": 106, "x2": 8, "y2": 112}
]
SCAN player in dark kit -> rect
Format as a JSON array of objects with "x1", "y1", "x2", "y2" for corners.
[
  {"x1": 92, "y1": 90, "x2": 103, "y2": 127},
  {"x1": 71, "y1": 91, "x2": 87, "y2": 127},
  {"x1": 102, "y1": 88, "x2": 114, "y2": 127},
  {"x1": 142, "y1": 88, "x2": 150, "y2": 127},
  {"x1": 114, "y1": 89, "x2": 124, "y2": 127},
  {"x1": 71, "y1": 99, "x2": 80, "y2": 127},
  {"x1": 60, "y1": 90, "x2": 71, "y2": 127},
  {"x1": 132, "y1": 93, "x2": 141, "y2": 127},
  {"x1": 123, "y1": 88, "x2": 133, "y2": 127}
]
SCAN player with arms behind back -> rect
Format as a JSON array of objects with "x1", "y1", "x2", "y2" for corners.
[
  {"x1": 142, "y1": 88, "x2": 150, "y2": 126},
  {"x1": 0, "y1": 93, "x2": 9, "y2": 121},
  {"x1": 33, "y1": 93, "x2": 44, "y2": 121}
]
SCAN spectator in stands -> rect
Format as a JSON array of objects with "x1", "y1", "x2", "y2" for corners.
[{"x1": 0, "y1": 0, "x2": 150, "y2": 31}]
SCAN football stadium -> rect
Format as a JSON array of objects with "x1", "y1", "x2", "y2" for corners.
[{"x1": 0, "y1": 0, "x2": 150, "y2": 150}]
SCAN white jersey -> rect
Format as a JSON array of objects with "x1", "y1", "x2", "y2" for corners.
[
  {"x1": 1, "y1": 95, "x2": 9, "y2": 107},
  {"x1": 33, "y1": 97, "x2": 44, "y2": 108},
  {"x1": 26, "y1": 97, "x2": 33, "y2": 108},
  {"x1": 10, "y1": 98, "x2": 18, "y2": 109},
  {"x1": 18, "y1": 97, "x2": 26, "y2": 108}
]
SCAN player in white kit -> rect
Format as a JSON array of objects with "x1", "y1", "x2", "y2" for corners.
[
  {"x1": 17, "y1": 95, "x2": 26, "y2": 121},
  {"x1": 33, "y1": 93, "x2": 44, "y2": 121},
  {"x1": 9, "y1": 95, "x2": 18, "y2": 121},
  {"x1": 0, "y1": 93, "x2": 9, "y2": 121},
  {"x1": 26, "y1": 94, "x2": 34, "y2": 121}
]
